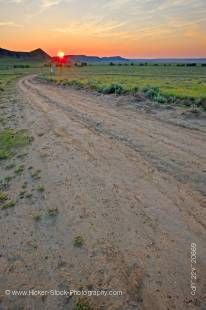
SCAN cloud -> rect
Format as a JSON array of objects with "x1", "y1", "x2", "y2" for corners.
[
  {"x1": 0, "y1": 21, "x2": 23, "y2": 27},
  {"x1": 54, "y1": 19, "x2": 129, "y2": 39},
  {"x1": 9, "y1": 0, "x2": 27, "y2": 3},
  {"x1": 8, "y1": 0, "x2": 62, "y2": 8},
  {"x1": 41, "y1": 0, "x2": 61, "y2": 8}
]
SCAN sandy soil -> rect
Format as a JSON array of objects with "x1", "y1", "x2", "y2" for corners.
[{"x1": 0, "y1": 75, "x2": 205, "y2": 309}]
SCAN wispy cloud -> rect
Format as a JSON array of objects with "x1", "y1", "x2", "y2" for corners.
[
  {"x1": 0, "y1": 21, "x2": 23, "y2": 27},
  {"x1": 11, "y1": 0, "x2": 26, "y2": 3},
  {"x1": 8, "y1": 0, "x2": 28, "y2": 3},
  {"x1": 54, "y1": 19, "x2": 130, "y2": 38},
  {"x1": 41, "y1": 0, "x2": 61, "y2": 8},
  {"x1": 9, "y1": 0, "x2": 63, "y2": 8}
]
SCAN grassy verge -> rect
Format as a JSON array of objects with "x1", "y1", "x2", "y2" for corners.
[
  {"x1": 0, "y1": 59, "x2": 49, "y2": 91},
  {"x1": 0, "y1": 129, "x2": 31, "y2": 160},
  {"x1": 43, "y1": 76, "x2": 206, "y2": 110}
]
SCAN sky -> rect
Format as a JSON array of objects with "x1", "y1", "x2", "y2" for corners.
[{"x1": 0, "y1": 0, "x2": 206, "y2": 58}]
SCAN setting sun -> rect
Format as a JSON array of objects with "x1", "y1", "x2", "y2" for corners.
[{"x1": 57, "y1": 51, "x2": 64, "y2": 58}]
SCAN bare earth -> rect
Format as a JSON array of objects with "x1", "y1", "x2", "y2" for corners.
[{"x1": 0, "y1": 75, "x2": 206, "y2": 309}]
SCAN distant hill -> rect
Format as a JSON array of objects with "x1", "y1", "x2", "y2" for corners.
[
  {"x1": 0, "y1": 48, "x2": 51, "y2": 61},
  {"x1": 130, "y1": 58, "x2": 206, "y2": 64},
  {"x1": 0, "y1": 48, "x2": 205, "y2": 64},
  {"x1": 66, "y1": 55, "x2": 206, "y2": 64},
  {"x1": 66, "y1": 55, "x2": 129, "y2": 63}
]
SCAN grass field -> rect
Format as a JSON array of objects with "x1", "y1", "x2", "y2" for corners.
[
  {"x1": 45, "y1": 64, "x2": 206, "y2": 102},
  {"x1": 0, "y1": 60, "x2": 48, "y2": 90},
  {"x1": 0, "y1": 59, "x2": 206, "y2": 107}
]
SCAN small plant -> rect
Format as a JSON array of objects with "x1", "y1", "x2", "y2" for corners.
[
  {"x1": 37, "y1": 185, "x2": 45, "y2": 192},
  {"x1": 19, "y1": 190, "x2": 26, "y2": 199},
  {"x1": 131, "y1": 86, "x2": 139, "y2": 94},
  {"x1": 143, "y1": 87, "x2": 159, "y2": 100},
  {"x1": 101, "y1": 83, "x2": 123, "y2": 95},
  {"x1": 0, "y1": 150, "x2": 9, "y2": 160},
  {"x1": 0, "y1": 191, "x2": 8, "y2": 202},
  {"x1": 74, "y1": 297, "x2": 93, "y2": 310},
  {"x1": 25, "y1": 193, "x2": 32, "y2": 198},
  {"x1": 1, "y1": 200, "x2": 15, "y2": 210},
  {"x1": 31, "y1": 169, "x2": 41, "y2": 180},
  {"x1": 0, "y1": 129, "x2": 31, "y2": 160},
  {"x1": 73, "y1": 235, "x2": 84, "y2": 247},
  {"x1": 154, "y1": 94, "x2": 167, "y2": 104},
  {"x1": 15, "y1": 165, "x2": 24, "y2": 175},
  {"x1": 48, "y1": 208, "x2": 58, "y2": 216},
  {"x1": 33, "y1": 213, "x2": 41, "y2": 221}
]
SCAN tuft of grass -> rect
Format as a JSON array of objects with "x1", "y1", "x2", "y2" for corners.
[
  {"x1": 0, "y1": 150, "x2": 9, "y2": 160},
  {"x1": 15, "y1": 165, "x2": 24, "y2": 175},
  {"x1": 100, "y1": 83, "x2": 124, "y2": 95},
  {"x1": 73, "y1": 235, "x2": 84, "y2": 247},
  {"x1": 19, "y1": 190, "x2": 26, "y2": 199},
  {"x1": 74, "y1": 297, "x2": 93, "y2": 310},
  {"x1": 25, "y1": 192, "x2": 32, "y2": 199},
  {"x1": 48, "y1": 208, "x2": 58, "y2": 216},
  {"x1": 32, "y1": 213, "x2": 41, "y2": 221},
  {"x1": 0, "y1": 191, "x2": 8, "y2": 202},
  {"x1": 0, "y1": 129, "x2": 31, "y2": 160},
  {"x1": 1, "y1": 200, "x2": 15, "y2": 210},
  {"x1": 36, "y1": 185, "x2": 45, "y2": 192},
  {"x1": 31, "y1": 169, "x2": 41, "y2": 180}
]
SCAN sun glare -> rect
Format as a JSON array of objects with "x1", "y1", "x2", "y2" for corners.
[{"x1": 57, "y1": 51, "x2": 64, "y2": 58}]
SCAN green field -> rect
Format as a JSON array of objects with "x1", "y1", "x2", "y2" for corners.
[
  {"x1": 0, "y1": 60, "x2": 48, "y2": 90},
  {"x1": 0, "y1": 59, "x2": 206, "y2": 106},
  {"x1": 46, "y1": 64, "x2": 206, "y2": 100}
]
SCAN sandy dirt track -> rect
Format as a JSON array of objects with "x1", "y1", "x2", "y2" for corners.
[{"x1": 0, "y1": 75, "x2": 206, "y2": 309}]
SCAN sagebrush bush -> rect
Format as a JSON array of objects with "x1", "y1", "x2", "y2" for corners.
[
  {"x1": 155, "y1": 95, "x2": 167, "y2": 104},
  {"x1": 100, "y1": 83, "x2": 123, "y2": 95},
  {"x1": 198, "y1": 98, "x2": 206, "y2": 110},
  {"x1": 144, "y1": 88, "x2": 159, "y2": 100}
]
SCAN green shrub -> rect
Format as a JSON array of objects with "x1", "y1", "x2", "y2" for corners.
[
  {"x1": 131, "y1": 86, "x2": 139, "y2": 94},
  {"x1": 1, "y1": 200, "x2": 15, "y2": 210},
  {"x1": 0, "y1": 129, "x2": 31, "y2": 160},
  {"x1": 0, "y1": 192, "x2": 8, "y2": 202},
  {"x1": 144, "y1": 88, "x2": 159, "y2": 100},
  {"x1": 200, "y1": 99, "x2": 206, "y2": 110},
  {"x1": 48, "y1": 208, "x2": 59, "y2": 216},
  {"x1": 101, "y1": 83, "x2": 123, "y2": 95},
  {"x1": 74, "y1": 297, "x2": 93, "y2": 310},
  {"x1": 67, "y1": 80, "x2": 84, "y2": 89},
  {"x1": 87, "y1": 80, "x2": 99, "y2": 91},
  {"x1": 73, "y1": 235, "x2": 84, "y2": 247},
  {"x1": 154, "y1": 94, "x2": 167, "y2": 104}
]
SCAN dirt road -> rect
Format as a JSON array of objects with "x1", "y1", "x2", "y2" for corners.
[{"x1": 1, "y1": 75, "x2": 206, "y2": 309}]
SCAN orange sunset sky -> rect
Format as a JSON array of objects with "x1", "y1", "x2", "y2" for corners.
[{"x1": 0, "y1": 0, "x2": 206, "y2": 58}]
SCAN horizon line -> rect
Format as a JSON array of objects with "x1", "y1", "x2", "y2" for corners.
[{"x1": 1, "y1": 47, "x2": 206, "y2": 59}]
